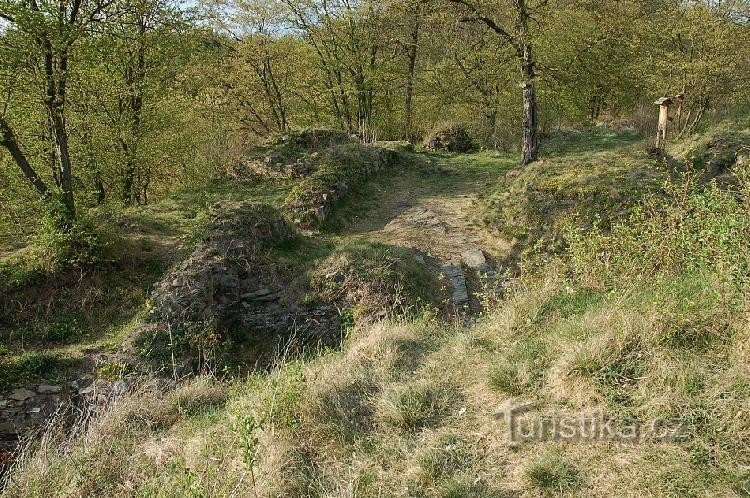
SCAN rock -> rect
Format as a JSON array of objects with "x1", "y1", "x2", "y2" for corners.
[
  {"x1": 37, "y1": 384, "x2": 62, "y2": 394},
  {"x1": 27, "y1": 407, "x2": 41, "y2": 414},
  {"x1": 325, "y1": 272, "x2": 347, "y2": 284},
  {"x1": 441, "y1": 261, "x2": 469, "y2": 305},
  {"x1": 0, "y1": 401, "x2": 7, "y2": 409},
  {"x1": 9, "y1": 388, "x2": 35, "y2": 401},
  {"x1": 113, "y1": 380, "x2": 127, "y2": 395},
  {"x1": 461, "y1": 249, "x2": 488, "y2": 271},
  {"x1": 79, "y1": 386, "x2": 97, "y2": 396},
  {"x1": 243, "y1": 288, "x2": 272, "y2": 299}
]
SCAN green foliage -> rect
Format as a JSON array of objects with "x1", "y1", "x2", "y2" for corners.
[
  {"x1": 238, "y1": 415, "x2": 263, "y2": 470},
  {"x1": 44, "y1": 313, "x2": 83, "y2": 343},
  {"x1": 0, "y1": 351, "x2": 78, "y2": 391},
  {"x1": 565, "y1": 169, "x2": 750, "y2": 291},
  {"x1": 30, "y1": 200, "x2": 117, "y2": 270},
  {"x1": 96, "y1": 361, "x2": 130, "y2": 381}
]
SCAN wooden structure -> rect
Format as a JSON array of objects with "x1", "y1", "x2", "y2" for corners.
[{"x1": 654, "y1": 96, "x2": 673, "y2": 149}]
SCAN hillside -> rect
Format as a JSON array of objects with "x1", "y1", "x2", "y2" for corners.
[{"x1": 1, "y1": 121, "x2": 748, "y2": 496}]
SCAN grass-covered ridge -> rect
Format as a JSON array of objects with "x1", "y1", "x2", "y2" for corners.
[{"x1": 7, "y1": 271, "x2": 748, "y2": 495}]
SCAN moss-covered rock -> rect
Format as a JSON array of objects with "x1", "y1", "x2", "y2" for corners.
[
  {"x1": 422, "y1": 123, "x2": 474, "y2": 153},
  {"x1": 283, "y1": 143, "x2": 401, "y2": 228}
]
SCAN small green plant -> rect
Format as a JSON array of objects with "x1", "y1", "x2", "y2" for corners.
[
  {"x1": 237, "y1": 414, "x2": 264, "y2": 496},
  {"x1": 339, "y1": 307, "x2": 356, "y2": 334},
  {"x1": 44, "y1": 313, "x2": 83, "y2": 343},
  {"x1": 96, "y1": 361, "x2": 129, "y2": 381}
]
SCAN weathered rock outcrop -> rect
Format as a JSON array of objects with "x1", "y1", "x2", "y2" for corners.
[{"x1": 134, "y1": 201, "x2": 340, "y2": 374}]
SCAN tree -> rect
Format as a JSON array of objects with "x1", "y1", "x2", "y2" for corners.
[
  {"x1": 447, "y1": 0, "x2": 549, "y2": 164},
  {"x1": 283, "y1": 0, "x2": 382, "y2": 133},
  {"x1": 0, "y1": 0, "x2": 113, "y2": 219}
]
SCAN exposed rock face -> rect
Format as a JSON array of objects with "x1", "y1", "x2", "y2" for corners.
[
  {"x1": 235, "y1": 155, "x2": 316, "y2": 180},
  {"x1": 441, "y1": 262, "x2": 469, "y2": 305}
]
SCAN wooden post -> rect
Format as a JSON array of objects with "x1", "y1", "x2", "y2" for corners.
[{"x1": 654, "y1": 96, "x2": 674, "y2": 150}]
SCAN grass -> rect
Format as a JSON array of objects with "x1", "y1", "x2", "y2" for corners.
[
  {"x1": 4, "y1": 125, "x2": 750, "y2": 496},
  {"x1": 526, "y1": 453, "x2": 583, "y2": 495},
  {"x1": 7, "y1": 266, "x2": 748, "y2": 496},
  {"x1": 481, "y1": 127, "x2": 669, "y2": 262}
]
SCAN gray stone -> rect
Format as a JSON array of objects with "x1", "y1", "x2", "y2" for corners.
[
  {"x1": 0, "y1": 400, "x2": 7, "y2": 409},
  {"x1": 27, "y1": 407, "x2": 41, "y2": 414},
  {"x1": 9, "y1": 388, "x2": 35, "y2": 401},
  {"x1": 441, "y1": 261, "x2": 469, "y2": 305},
  {"x1": 113, "y1": 380, "x2": 127, "y2": 395},
  {"x1": 37, "y1": 384, "x2": 62, "y2": 394},
  {"x1": 0, "y1": 422, "x2": 16, "y2": 432},
  {"x1": 461, "y1": 249, "x2": 488, "y2": 271}
]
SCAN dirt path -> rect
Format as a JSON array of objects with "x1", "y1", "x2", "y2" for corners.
[{"x1": 334, "y1": 154, "x2": 516, "y2": 308}]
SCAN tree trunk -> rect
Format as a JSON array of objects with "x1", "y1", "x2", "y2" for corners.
[
  {"x1": 95, "y1": 171, "x2": 106, "y2": 205},
  {"x1": 122, "y1": 23, "x2": 146, "y2": 205},
  {"x1": 0, "y1": 117, "x2": 51, "y2": 200},
  {"x1": 43, "y1": 42, "x2": 75, "y2": 218},
  {"x1": 404, "y1": 12, "x2": 420, "y2": 142},
  {"x1": 50, "y1": 106, "x2": 76, "y2": 218},
  {"x1": 520, "y1": 44, "x2": 538, "y2": 165}
]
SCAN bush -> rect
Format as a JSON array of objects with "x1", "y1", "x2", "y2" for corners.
[
  {"x1": 565, "y1": 169, "x2": 750, "y2": 291},
  {"x1": 422, "y1": 123, "x2": 474, "y2": 153},
  {"x1": 30, "y1": 200, "x2": 116, "y2": 270}
]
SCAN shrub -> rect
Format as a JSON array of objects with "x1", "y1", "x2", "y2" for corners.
[
  {"x1": 422, "y1": 123, "x2": 474, "y2": 153},
  {"x1": 30, "y1": 200, "x2": 116, "y2": 270},
  {"x1": 565, "y1": 169, "x2": 750, "y2": 291}
]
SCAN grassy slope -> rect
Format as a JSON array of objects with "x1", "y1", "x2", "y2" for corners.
[
  {"x1": 8, "y1": 273, "x2": 747, "y2": 496},
  {"x1": 5, "y1": 125, "x2": 750, "y2": 496}
]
